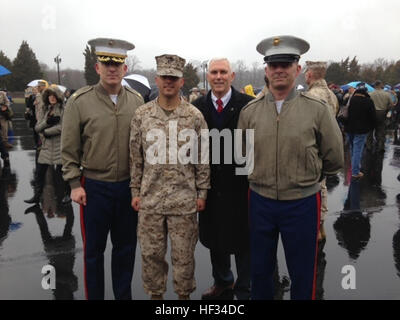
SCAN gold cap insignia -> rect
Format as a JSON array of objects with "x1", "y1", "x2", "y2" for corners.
[{"x1": 273, "y1": 38, "x2": 281, "y2": 46}]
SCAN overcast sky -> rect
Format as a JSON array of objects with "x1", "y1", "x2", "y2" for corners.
[{"x1": 2, "y1": 0, "x2": 400, "y2": 71}]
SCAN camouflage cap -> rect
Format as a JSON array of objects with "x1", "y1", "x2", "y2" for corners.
[
  {"x1": 304, "y1": 61, "x2": 328, "y2": 73},
  {"x1": 88, "y1": 38, "x2": 135, "y2": 64},
  {"x1": 257, "y1": 35, "x2": 310, "y2": 63},
  {"x1": 155, "y1": 54, "x2": 186, "y2": 78}
]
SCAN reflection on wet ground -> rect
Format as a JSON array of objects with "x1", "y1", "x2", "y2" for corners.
[{"x1": 1, "y1": 104, "x2": 400, "y2": 299}]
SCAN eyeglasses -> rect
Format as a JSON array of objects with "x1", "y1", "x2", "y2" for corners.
[{"x1": 267, "y1": 62, "x2": 293, "y2": 69}]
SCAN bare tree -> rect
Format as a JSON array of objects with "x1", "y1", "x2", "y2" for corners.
[{"x1": 126, "y1": 55, "x2": 141, "y2": 74}]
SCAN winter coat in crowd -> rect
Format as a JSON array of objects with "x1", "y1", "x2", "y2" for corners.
[
  {"x1": 35, "y1": 88, "x2": 64, "y2": 165},
  {"x1": 344, "y1": 93, "x2": 377, "y2": 134}
]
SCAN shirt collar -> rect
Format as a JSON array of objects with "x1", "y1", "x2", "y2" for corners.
[{"x1": 211, "y1": 88, "x2": 232, "y2": 110}]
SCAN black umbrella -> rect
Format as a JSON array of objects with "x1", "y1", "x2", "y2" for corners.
[{"x1": 122, "y1": 74, "x2": 151, "y2": 103}]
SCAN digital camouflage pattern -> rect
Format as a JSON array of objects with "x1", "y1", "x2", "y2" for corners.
[
  {"x1": 155, "y1": 54, "x2": 186, "y2": 78},
  {"x1": 137, "y1": 213, "x2": 198, "y2": 296},
  {"x1": 307, "y1": 79, "x2": 339, "y2": 116},
  {"x1": 129, "y1": 98, "x2": 210, "y2": 215}
]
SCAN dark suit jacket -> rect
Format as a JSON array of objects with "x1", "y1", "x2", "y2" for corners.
[{"x1": 192, "y1": 87, "x2": 253, "y2": 252}]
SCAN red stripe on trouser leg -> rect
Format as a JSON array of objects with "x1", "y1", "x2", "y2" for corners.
[
  {"x1": 79, "y1": 176, "x2": 88, "y2": 300},
  {"x1": 312, "y1": 192, "x2": 321, "y2": 300}
]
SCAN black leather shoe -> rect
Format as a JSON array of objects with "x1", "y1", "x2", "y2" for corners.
[{"x1": 201, "y1": 284, "x2": 234, "y2": 300}]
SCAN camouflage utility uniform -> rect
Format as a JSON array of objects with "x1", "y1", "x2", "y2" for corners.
[
  {"x1": 130, "y1": 98, "x2": 210, "y2": 296},
  {"x1": 307, "y1": 78, "x2": 339, "y2": 222}
]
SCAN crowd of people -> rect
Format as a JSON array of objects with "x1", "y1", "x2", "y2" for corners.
[{"x1": 1, "y1": 34, "x2": 400, "y2": 301}]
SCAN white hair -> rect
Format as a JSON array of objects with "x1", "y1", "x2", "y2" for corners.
[{"x1": 208, "y1": 58, "x2": 233, "y2": 73}]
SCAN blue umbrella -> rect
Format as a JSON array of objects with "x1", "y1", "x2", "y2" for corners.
[
  {"x1": 0, "y1": 65, "x2": 11, "y2": 77},
  {"x1": 346, "y1": 81, "x2": 375, "y2": 92},
  {"x1": 340, "y1": 84, "x2": 350, "y2": 92}
]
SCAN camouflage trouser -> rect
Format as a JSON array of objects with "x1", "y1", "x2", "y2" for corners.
[
  {"x1": 138, "y1": 212, "x2": 198, "y2": 296},
  {"x1": 320, "y1": 178, "x2": 328, "y2": 222}
]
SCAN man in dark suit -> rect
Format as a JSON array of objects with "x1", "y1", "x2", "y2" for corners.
[{"x1": 192, "y1": 58, "x2": 253, "y2": 300}]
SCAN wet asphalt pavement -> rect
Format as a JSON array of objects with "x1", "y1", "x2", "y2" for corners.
[{"x1": 0, "y1": 103, "x2": 399, "y2": 300}]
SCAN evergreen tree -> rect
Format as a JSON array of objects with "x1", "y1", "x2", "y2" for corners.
[
  {"x1": 10, "y1": 41, "x2": 43, "y2": 91},
  {"x1": 83, "y1": 45, "x2": 99, "y2": 85},
  {"x1": 0, "y1": 51, "x2": 13, "y2": 90},
  {"x1": 326, "y1": 62, "x2": 344, "y2": 84},
  {"x1": 359, "y1": 64, "x2": 376, "y2": 85},
  {"x1": 182, "y1": 63, "x2": 200, "y2": 96},
  {"x1": 348, "y1": 56, "x2": 360, "y2": 82},
  {"x1": 340, "y1": 57, "x2": 351, "y2": 83}
]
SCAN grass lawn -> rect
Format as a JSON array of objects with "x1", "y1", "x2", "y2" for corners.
[{"x1": 12, "y1": 98, "x2": 25, "y2": 104}]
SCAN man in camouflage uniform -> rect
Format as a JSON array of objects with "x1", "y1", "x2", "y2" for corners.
[
  {"x1": 305, "y1": 61, "x2": 340, "y2": 240},
  {"x1": 61, "y1": 38, "x2": 144, "y2": 300},
  {"x1": 305, "y1": 61, "x2": 339, "y2": 117},
  {"x1": 367, "y1": 80, "x2": 395, "y2": 152},
  {"x1": 189, "y1": 87, "x2": 200, "y2": 103},
  {"x1": 130, "y1": 54, "x2": 210, "y2": 300}
]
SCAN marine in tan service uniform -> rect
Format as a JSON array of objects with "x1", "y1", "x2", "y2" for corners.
[
  {"x1": 130, "y1": 54, "x2": 210, "y2": 300},
  {"x1": 61, "y1": 38, "x2": 144, "y2": 300},
  {"x1": 237, "y1": 35, "x2": 344, "y2": 300},
  {"x1": 304, "y1": 61, "x2": 340, "y2": 239},
  {"x1": 367, "y1": 80, "x2": 395, "y2": 152}
]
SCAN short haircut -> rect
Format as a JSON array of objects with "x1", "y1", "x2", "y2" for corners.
[{"x1": 208, "y1": 58, "x2": 232, "y2": 73}]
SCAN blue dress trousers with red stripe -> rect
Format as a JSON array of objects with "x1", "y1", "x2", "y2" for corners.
[
  {"x1": 80, "y1": 177, "x2": 137, "y2": 300},
  {"x1": 249, "y1": 190, "x2": 321, "y2": 300}
]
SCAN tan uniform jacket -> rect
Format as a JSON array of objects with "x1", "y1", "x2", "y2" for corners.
[
  {"x1": 129, "y1": 98, "x2": 210, "y2": 215},
  {"x1": 370, "y1": 89, "x2": 393, "y2": 111},
  {"x1": 238, "y1": 88, "x2": 344, "y2": 201},
  {"x1": 61, "y1": 83, "x2": 144, "y2": 188}
]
